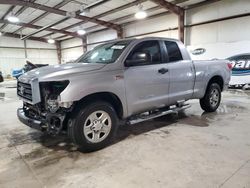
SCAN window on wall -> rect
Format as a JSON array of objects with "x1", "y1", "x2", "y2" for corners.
[
  {"x1": 127, "y1": 40, "x2": 162, "y2": 65},
  {"x1": 164, "y1": 41, "x2": 183, "y2": 62}
]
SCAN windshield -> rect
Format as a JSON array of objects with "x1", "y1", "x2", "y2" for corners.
[{"x1": 77, "y1": 40, "x2": 131, "y2": 64}]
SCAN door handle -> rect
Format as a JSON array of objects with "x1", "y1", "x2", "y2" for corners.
[{"x1": 158, "y1": 68, "x2": 168, "y2": 74}]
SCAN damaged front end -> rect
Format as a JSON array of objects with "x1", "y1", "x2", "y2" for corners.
[{"x1": 17, "y1": 80, "x2": 73, "y2": 135}]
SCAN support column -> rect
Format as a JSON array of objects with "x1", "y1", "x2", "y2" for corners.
[
  {"x1": 149, "y1": 0, "x2": 185, "y2": 43},
  {"x1": 56, "y1": 41, "x2": 62, "y2": 64},
  {"x1": 117, "y1": 26, "x2": 124, "y2": 39},
  {"x1": 178, "y1": 9, "x2": 185, "y2": 43},
  {"x1": 24, "y1": 40, "x2": 28, "y2": 59},
  {"x1": 82, "y1": 35, "x2": 87, "y2": 53}
]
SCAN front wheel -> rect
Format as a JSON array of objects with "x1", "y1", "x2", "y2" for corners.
[
  {"x1": 68, "y1": 101, "x2": 118, "y2": 152},
  {"x1": 200, "y1": 83, "x2": 221, "y2": 112}
]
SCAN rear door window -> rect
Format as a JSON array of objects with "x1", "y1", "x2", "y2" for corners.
[{"x1": 164, "y1": 41, "x2": 183, "y2": 62}]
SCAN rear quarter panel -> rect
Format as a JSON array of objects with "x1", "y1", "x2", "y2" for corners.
[{"x1": 192, "y1": 60, "x2": 231, "y2": 99}]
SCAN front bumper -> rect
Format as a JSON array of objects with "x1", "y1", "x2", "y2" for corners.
[{"x1": 17, "y1": 108, "x2": 44, "y2": 131}]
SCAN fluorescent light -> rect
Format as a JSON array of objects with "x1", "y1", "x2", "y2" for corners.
[
  {"x1": 135, "y1": 4, "x2": 147, "y2": 20},
  {"x1": 47, "y1": 38, "x2": 55, "y2": 44},
  {"x1": 79, "y1": 6, "x2": 90, "y2": 16},
  {"x1": 135, "y1": 10, "x2": 147, "y2": 19},
  {"x1": 0, "y1": 32, "x2": 2, "y2": 36},
  {"x1": 80, "y1": 11, "x2": 86, "y2": 16},
  {"x1": 7, "y1": 15, "x2": 19, "y2": 23},
  {"x1": 77, "y1": 29, "x2": 86, "y2": 35}
]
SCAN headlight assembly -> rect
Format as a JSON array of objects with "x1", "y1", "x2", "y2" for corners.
[{"x1": 40, "y1": 80, "x2": 70, "y2": 113}]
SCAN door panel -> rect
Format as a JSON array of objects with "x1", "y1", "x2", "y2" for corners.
[
  {"x1": 168, "y1": 60, "x2": 195, "y2": 104},
  {"x1": 163, "y1": 41, "x2": 195, "y2": 104},
  {"x1": 124, "y1": 40, "x2": 170, "y2": 116},
  {"x1": 124, "y1": 64, "x2": 170, "y2": 115}
]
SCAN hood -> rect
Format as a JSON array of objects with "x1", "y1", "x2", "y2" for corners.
[{"x1": 19, "y1": 63, "x2": 106, "y2": 82}]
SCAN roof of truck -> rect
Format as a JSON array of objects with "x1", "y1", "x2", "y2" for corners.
[
  {"x1": 136, "y1": 37, "x2": 180, "y2": 41},
  {"x1": 104, "y1": 37, "x2": 180, "y2": 44}
]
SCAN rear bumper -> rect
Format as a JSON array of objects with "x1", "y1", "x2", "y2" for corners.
[{"x1": 17, "y1": 108, "x2": 44, "y2": 131}]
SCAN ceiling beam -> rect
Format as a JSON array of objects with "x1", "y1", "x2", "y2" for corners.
[
  {"x1": 20, "y1": 17, "x2": 70, "y2": 40},
  {"x1": 50, "y1": 0, "x2": 187, "y2": 40},
  {"x1": 85, "y1": 6, "x2": 163, "y2": 33},
  {"x1": 149, "y1": 0, "x2": 183, "y2": 15},
  {"x1": 13, "y1": 0, "x2": 73, "y2": 34},
  {"x1": 62, "y1": 0, "x2": 112, "y2": 29},
  {"x1": 39, "y1": 0, "x2": 114, "y2": 38},
  {"x1": 60, "y1": 11, "x2": 177, "y2": 42},
  {"x1": 68, "y1": 0, "x2": 187, "y2": 35},
  {"x1": 41, "y1": 0, "x2": 148, "y2": 38},
  {"x1": 0, "y1": 5, "x2": 15, "y2": 30},
  {"x1": 0, "y1": 0, "x2": 121, "y2": 31},
  {"x1": 62, "y1": 0, "x2": 148, "y2": 31},
  {"x1": 150, "y1": 0, "x2": 184, "y2": 42},
  {"x1": 38, "y1": 17, "x2": 79, "y2": 38},
  {"x1": 185, "y1": 0, "x2": 221, "y2": 9},
  {"x1": 0, "y1": 0, "x2": 36, "y2": 31},
  {"x1": 69, "y1": 0, "x2": 221, "y2": 42},
  {"x1": 0, "y1": 5, "x2": 15, "y2": 20},
  {"x1": 1, "y1": 32, "x2": 48, "y2": 43},
  {"x1": 0, "y1": 19, "x2": 80, "y2": 38}
]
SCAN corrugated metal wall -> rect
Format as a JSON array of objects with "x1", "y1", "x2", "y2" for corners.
[{"x1": 0, "y1": 37, "x2": 57, "y2": 77}]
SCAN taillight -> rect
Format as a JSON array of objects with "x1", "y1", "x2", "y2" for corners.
[{"x1": 227, "y1": 62, "x2": 233, "y2": 70}]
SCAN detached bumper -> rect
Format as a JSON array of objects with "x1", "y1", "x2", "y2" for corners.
[{"x1": 17, "y1": 108, "x2": 44, "y2": 131}]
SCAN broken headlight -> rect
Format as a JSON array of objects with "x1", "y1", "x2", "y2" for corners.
[{"x1": 40, "y1": 81, "x2": 69, "y2": 113}]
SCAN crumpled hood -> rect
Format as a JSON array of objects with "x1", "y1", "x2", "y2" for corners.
[{"x1": 19, "y1": 63, "x2": 106, "y2": 82}]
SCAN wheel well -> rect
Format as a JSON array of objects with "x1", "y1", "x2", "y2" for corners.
[
  {"x1": 75, "y1": 92, "x2": 123, "y2": 119},
  {"x1": 207, "y1": 76, "x2": 224, "y2": 91}
]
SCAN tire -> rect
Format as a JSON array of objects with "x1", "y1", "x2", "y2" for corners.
[
  {"x1": 200, "y1": 83, "x2": 221, "y2": 112},
  {"x1": 68, "y1": 101, "x2": 118, "y2": 152}
]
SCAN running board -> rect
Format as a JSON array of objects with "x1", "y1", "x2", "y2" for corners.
[{"x1": 128, "y1": 104, "x2": 191, "y2": 125}]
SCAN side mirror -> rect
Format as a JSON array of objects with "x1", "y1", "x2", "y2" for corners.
[{"x1": 126, "y1": 52, "x2": 151, "y2": 66}]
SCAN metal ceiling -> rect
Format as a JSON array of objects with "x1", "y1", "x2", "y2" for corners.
[{"x1": 0, "y1": 0, "x2": 212, "y2": 43}]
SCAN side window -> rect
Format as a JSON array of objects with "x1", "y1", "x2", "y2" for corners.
[
  {"x1": 164, "y1": 41, "x2": 183, "y2": 62},
  {"x1": 127, "y1": 40, "x2": 162, "y2": 66}
]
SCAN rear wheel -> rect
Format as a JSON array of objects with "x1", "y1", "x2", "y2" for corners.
[
  {"x1": 68, "y1": 101, "x2": 118, "y2": 152},
  {"x1": 200, "y1": 83, "x2": 221, "y2": 112}
]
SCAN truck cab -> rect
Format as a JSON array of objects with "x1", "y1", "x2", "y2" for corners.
[{"x1": 123, "y1": 38, "x2": 195, "y2": 116}]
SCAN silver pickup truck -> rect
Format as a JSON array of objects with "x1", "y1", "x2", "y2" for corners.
[{"x1": 17, "y1": 37, "x2": 231, "y2": 151}]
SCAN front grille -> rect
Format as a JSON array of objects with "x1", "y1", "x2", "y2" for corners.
[{"x1": 17, "y1": 82, "x2": 32, "y2": 101}]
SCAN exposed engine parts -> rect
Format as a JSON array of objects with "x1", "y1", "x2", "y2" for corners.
[
  {"x1": 21, "y1": 80, "x2": 71, "y2": 135},
  {"x1": 40, "y1": 81, "x2": 69, "y2": 114}
]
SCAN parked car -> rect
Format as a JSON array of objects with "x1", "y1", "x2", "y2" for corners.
[
  {"x1": 12, "y1": 69, "x2": 24, "y2": 79},
  {"x1": 12, "y1": 61, "x2": 48, "y2": 79},
  {"x1": 17, "y1": 37, "x2": 231, "y2": 151},
  {"x1": 0, "y1": 71, "x2": 3, "y2": 83}
]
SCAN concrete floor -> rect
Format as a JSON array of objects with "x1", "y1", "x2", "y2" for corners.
[{"x1": 0, "y1": 80, "x2": 250, "y2": 188}]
